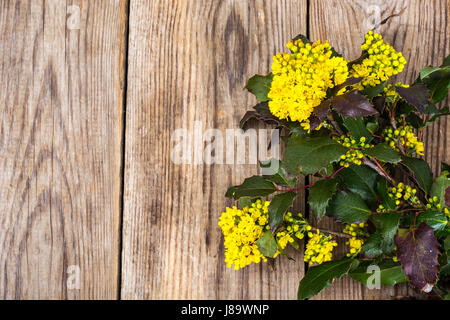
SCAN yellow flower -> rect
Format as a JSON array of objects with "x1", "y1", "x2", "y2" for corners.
[
  {"x1": 352, "y1": 31, "x2": 406, "y2": 89},
  {"x1": 218, "y1": 200, "x2": 270, "y2": 270},
  {"x1": 343, "y1": 223, "x2": 368, "y2": 257},
  {"x1": 304, "y1": 230, "x2": 338, "y2": 265},
  {"x1": 268, "y1": 39, "x2": 349, "y2": 124},
  {"x1": 383, "y1": 124, "x2": 424, "y2": 156}
]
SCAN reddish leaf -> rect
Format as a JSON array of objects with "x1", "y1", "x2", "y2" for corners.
[
  {"x1": 395, "y1": 223, "x2": 440, "y2": 292},
  {"x1": 395, "y1": 83, "x2": 431, "y2": 113},
  {"x1": 310, "y1": 100, "x2": 331, "y2": 130},
  {"x1": 331, "y1": 90, "x2": 378, "y2": 117}
]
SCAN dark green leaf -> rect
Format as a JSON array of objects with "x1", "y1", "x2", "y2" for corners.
[
  {"x1": 331, "y1": 90, "x2": 378, "y2": 117},
  {"x1": 395, "y1": 223, "x2": 440, "y2": 292},
  {"x1": 225, "y1": 186, "x2": 238, "y2": 198},
  {"x1": 245, "y1": 74, "x2": 274, "y2": 102},
  {"x1": 349, "y1": 260, "x2": 408, "y2": 286},
  {"x1": 361, "y1": 82, "x2": 387, "y2": 99},
  {"x1": 401, "y1": 156, "x2": 433, "y2": 193},
  {"x1": 308, "y1": 178, "x2": 338, "y2": 220},
  {"x1": 417, "y1": 210, "x2": 448, "y2": 231},
  {"x1": 256, "y1": 230, "x2": 278, "y2": 258},
  {"x1": 342, "y1": 117, "x2": 373, "y2": 143},
  {"x1": 238, "y1": 197, "x2": 252, "y2": 209},
  {"x1": 395, "y1": 83, "x2": 431, "y2": 113},
  {"x1": 442, "y1": 162, "x2": 450, "y2": 173},
  {"x1": 430, "y1": 170, "x2": 450, "y2": 208},
  {"x1": 268, "y1": 192, "x2": 296, "y2": 232},
  {"x1": 336, "y1": 165, "x2": 378, "y2": 204},
  {"x1": 233, "y1": 176, "x2": 276, "y2": 199},
  {"x1": 284, "y1": 137, "x2": 347, "y2": 175},
  {"x1": 364, "y1": 143, "x2": 401, "y2": 163},
  {"x1": 298, "y1": 258, "x2": 358, "y2": 300},
  {"x1": 292, "y1": 34, "x2": 310, "y2": 44},
  {"x1": 261, "y1": 159, "x2": 297, "y2": 187},
  {"x1": 327, "y1": 192, "x2": 371, "y2": 223},
  {"x1": 376, "y1": 178, "x2": 397, "y2": 210},
  {"x1": 362, "y1": 213, "x2": 401, "y2": 258}
]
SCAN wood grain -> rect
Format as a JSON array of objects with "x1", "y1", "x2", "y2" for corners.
[
  {"x1": 121, "y1": 0, "x2": 307, "y2": 299},
  {"x1": 309, "y1": 0, "x2": 449, "y2": 300},
  {"x1": 0, "y1": 0, "x2": 127, "y2": 299}
]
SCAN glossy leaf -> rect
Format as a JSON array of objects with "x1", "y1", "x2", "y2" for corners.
[
  {"x1": 349, "y1": 260, "x2": 408, "y2": 286},
  {"x1": 361, "y1": 213, "x2": 400, "y2": 258},
  {"x1": 327, "y1": 192, "x2": 371, "y2": 223},
  {"x1": 298, "y1": 258, "x2": 358, "y2": 300},
  {"x1": 256, "y1": 230, "x2": 278, "y2": 258},
  {"x1": 401, "y1": 156, "x2": 433, "y2": 193},
  {"x1": 245, "y1": 74, "x2": 273, "y2": 102},
  {"x1": 268, "y1": 192, "x2": 296, "y2": 232},
  {"x1": 336, "y1": 165, "x2": 378, "y2": 204},
  {"x1": 395, "y1": 83, "x2": 431, "y2": 113},
  {"x1": 308, "y1": 178, "x2": 338, "y2": 220},
  {"x1": 331, "y1": 90, "x2": 378, "y2": 117},
  {"x1": 364, "y1": 143, "x2": 401, "y2": 163},
  {"x1": 417, "y1": 210, "x2": 448, "y2": 232},
  {"x1": 233, "y1": 176, "x2": 276, "y2": 199},
  {"x1": 342, "y1": 117, "x2": 373, "y2": 143},
  {"x1": 284, "y1": 137, "x2": 347, "y2": 175},
  {"x1": 430, "y1": 170, "x2": 450, "y2": 208},
  {"x1": 395, "y1": 223, "x2": 440, "y2": 292}
]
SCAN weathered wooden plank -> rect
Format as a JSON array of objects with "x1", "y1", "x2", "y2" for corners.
[
  {"x1": 0, "y1": 0, "x2": 127, "y2": 299},
  {"x1": 309, "y1": 0, "x2": 449, "y2": 300},
  {"x1": 122, "y1": 0, "x2": 307, "y2": 299}
]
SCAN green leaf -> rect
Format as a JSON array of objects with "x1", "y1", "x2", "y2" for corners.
[
  {"x1": 419, "y1": 64, "x2": 450, "y2": 104},
  {"x1": 417, "y1": 210, "x2": 448, "y2": 231},
  {"x1": 225, "y1": 186, "x2": 238, "y2": 198},
  {"x1": 268, "y1": 192, "x2": 297, "y2": 232},
  {"x1": 342, "y1": 117, "x2": 373, "y2": 143},
  {"x1": 233, "y1": 176, "x2": 276, "y2": 199},
  {"x1": 364, "y1": 143, "x2": 401, "y2": 163},
  {"x1": 298, "y1": 258, "x2": 358, "y2": 300},
  {"x1": 361, "y1": 82, "x2": 387, "y2": 99},
  {"x1": 395, "y1": 83, "x2": 431, "y2": 113},
  {"x1": 256, "y1": 230, "x2": 278, "y2": 258},
  {"x1": 327, "y1": 192, "x2": 371, "y2": 223},
  {"x1": 331, "y1": 90, "x2": 378, "y2": 117},
  {"x1": 336, "y1": 165, "x2": 378, "y2": 204},
  {"x1": 442, "y1": 162, "x2": 450, "y2": 173},
  {"x1": 261, "y1": 159, "x2": 296, "y2": 187},
  {"x1": 395, "y1": 223, "x2": 440, "y2": 292},
  {"x1": 245, "y1": 74, "x2": 273, "y2": 102},
  {"x1": 349, "y1": 260, "x2": 408, "y2": 286},
  {"x1": 376, "y1": 178, "x2": 397, "y2": 210},
  {"x1": 238, "y1": 197, "x2": 252, "y2": 209},
  {"x1": 284, "y1": 136, "x2": 347, "y2": 175},
  {"x1": 430, "y1": 170, "x2": 450, "y2": 209},
  {"x1": 401, "y1": 156, "x2": 433, "y2": 194},
  {"x1": 308, "y1": 178, "x2": 338, "y2": 220},
  {"x1": 420, "y1": 66, "x2": 442, "y2": 80},
  {"x1": 362, "y1": 213, "x2": 401, "y2": 258}
]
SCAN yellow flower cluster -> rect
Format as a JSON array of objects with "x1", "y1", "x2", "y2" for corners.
[
  {"x1": 268, "y1": 39, "x2": 349, "y2": 123},
  {"x1": 334, "y1": 135, "x2": 372, "y2": 167},
  {"x1": 304, "y1": 230, "x2": 338, "y2": 265},
  {"x1": 383, "y1": 82, "x2": 409, "y2": 102},
  {"x1": 218, "y1": 200, "x2": 270, "y2": 270},
  {"x1": 343, "y1": 223, "x2": 368, "y2": 257},
  {"x1": 383, "y1": 124, "x2": 424, "y2": 156},
  {"x1": 376, "y1": 204, "x2": 388, "y2": 213},
  {"x1": 388, "y1": 182, "x2": 420, "y2": 207},
  {"x1": 426, "y1": 196, "x2": 449, "y2": 216},
  {"x1": 352, "y1": 31, "x2": 406, "y2": 89}
]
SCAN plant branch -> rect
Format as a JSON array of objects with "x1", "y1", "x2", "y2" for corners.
[
  {"x1": 310, "y1": 226, "x2": 352, "y2": 239},
  {"x1": 363, "y1": 157, "x2": 396, "y2": 184}
]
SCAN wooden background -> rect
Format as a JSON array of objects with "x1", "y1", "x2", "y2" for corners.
[{"x1": 0, "y1": 0, "x2": 448, "y2": 299}]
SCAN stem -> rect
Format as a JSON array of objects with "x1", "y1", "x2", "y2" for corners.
[
  {"x1": 276, "y1": 183, "x2": 315, "y2": 193},
  {"x1": 363, "y1": 157, "x2": 396, "y2": 184},
  {"x1": 310, "y1": 226, "x2": 352, "y2": 239}
]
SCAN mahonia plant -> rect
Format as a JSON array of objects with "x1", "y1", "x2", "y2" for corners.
[{"x1": 220, "y1": 29, "x2": 450, "y2": 300}]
